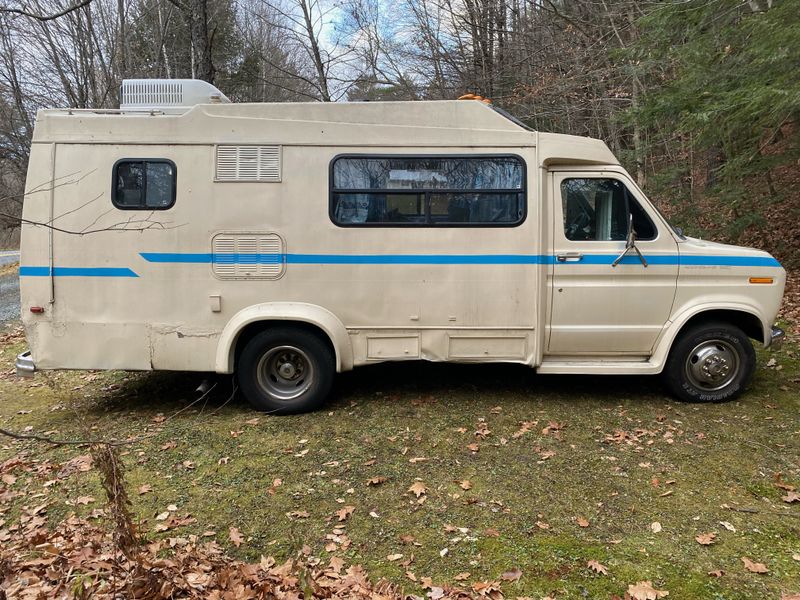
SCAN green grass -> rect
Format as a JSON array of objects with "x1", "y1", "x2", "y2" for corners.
[{"x1": 1, "y1": 322, "x2": 798, "y2": 599}]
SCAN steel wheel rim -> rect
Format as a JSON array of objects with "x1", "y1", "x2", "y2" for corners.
[
  {"x1": 255, "y1": 345, "x2": 314, "y2": 401},
  {"x1": 684, "y1": 339, "x2": 740, "y2": 391}
]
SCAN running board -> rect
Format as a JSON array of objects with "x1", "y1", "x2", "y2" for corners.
[{"x1": 537, "y1": 357, "x2": 661, "y2": 375}]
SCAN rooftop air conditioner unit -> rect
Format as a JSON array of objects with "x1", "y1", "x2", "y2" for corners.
[{"x1": 120, "y1": 79, "x2": 230, "y2": 113}]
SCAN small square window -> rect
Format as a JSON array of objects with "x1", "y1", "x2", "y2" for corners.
[{"x1": 112, "y1": 159, "x2": 176, "y2": 210}]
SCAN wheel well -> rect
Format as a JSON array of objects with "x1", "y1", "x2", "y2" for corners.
[
  {"x1": 679, "y1": 309, "x2": 764, "y2": 344},
  {"x1": 233, "y1": 320, "x2": 337, "y2": 369}
]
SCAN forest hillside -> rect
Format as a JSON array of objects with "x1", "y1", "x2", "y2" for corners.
[{"x1": 1, "y1": 0, "x2": 798, "y2": 266}]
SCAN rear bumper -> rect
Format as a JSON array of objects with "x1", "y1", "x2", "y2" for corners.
[
  {"x1": 769, "y1": 326, "x2": 785, "y2": 350},
  {"x1": 15, "y1": 351, "x2": 35, "y2": 377}
]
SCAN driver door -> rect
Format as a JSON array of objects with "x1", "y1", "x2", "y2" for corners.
[{"x1": 548, "y1": 171, "x2": 679, "y2": 355}]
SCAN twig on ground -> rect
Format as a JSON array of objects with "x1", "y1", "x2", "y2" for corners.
[{"x1": 0, "y1": 427, "x2": 130, "y2": 446}]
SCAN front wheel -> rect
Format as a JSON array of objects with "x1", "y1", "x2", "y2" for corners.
[
  {"x1": 237, "y1": 328, "x2": 334, "y2": 414},
  {"x1": 662, "y1": 321, "x2": 756, "y2": 403}
]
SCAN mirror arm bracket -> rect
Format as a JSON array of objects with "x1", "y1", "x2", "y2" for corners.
[
  {"x1": 612, "y1": 211, "x2": 648, "y2": 268},
  {"x1": 612, "y1": 243, "x2": 648, "y2": 268}
]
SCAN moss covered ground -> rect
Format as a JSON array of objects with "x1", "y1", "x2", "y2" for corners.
[{"x1": 1, "y1": 322, "x2": 798, "y2": 599}]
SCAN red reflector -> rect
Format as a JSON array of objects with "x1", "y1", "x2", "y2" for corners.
[{"x1": 30, "y1": 306, "x2": 45, "y2": 314}]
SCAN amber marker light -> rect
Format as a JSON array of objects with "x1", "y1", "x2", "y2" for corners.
[{"x1": 749, "y1": 277, "x2": 774, "y2": 284}]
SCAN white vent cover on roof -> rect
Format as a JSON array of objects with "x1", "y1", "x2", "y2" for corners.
[
  {"x1": 120, "y1": 79, "x2": 230, "y2": 113},
  {"x1": 215, "y1": 145, "x2": 282, "y2": 182}
]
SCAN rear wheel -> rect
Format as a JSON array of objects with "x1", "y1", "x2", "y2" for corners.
[
  {"x1": 237, "y1": 328, "x2": 334, "y2": 414},
  {"x1": 662, "y1": 321, "x2": 756, "y2": 403}
]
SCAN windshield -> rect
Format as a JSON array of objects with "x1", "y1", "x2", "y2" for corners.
[{"x1": 647, "y1": 200, "x2": 685, "y2": 239}]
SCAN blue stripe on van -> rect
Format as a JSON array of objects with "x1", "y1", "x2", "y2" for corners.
[
  {"x1": 139, "y1": 252, "x2": 782, "y2": 268},
  {"x1": 286, "y1": 253, "x2": 549, "y2": 265},
  {"x1": 679, "y1": 255, "x2": 781, "y2": 267},
  {"x1": 19, "y1": 266, "x2": 139, "y2": 277},
  {"x1": 139, "y1": 252, "x2": 214, "y2": 263},
  {"x1": 18, "y1": 253, "x2": 781, "y2": 277},
  {"x1": 140, "y1": 252, "x2": 549, "y2": 265},
  {"x1": 569, "y1": 254, "x2": 777, "y2": 267}
]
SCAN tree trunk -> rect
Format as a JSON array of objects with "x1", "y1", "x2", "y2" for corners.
[
  {"x1": 117, "y1": 0, "x2": 127, "y2": 75},
  {"x1": 298, "y1": 0, "x2": 331, "y2": 101},
  {"x1": 189, "y1": 0, "x2": 214, "y2": 83},
  {"x1": 632, "y1": 75, "x2": 645, "y2": 187}
]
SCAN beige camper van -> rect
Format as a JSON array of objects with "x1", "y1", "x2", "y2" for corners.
[{"x1": 16, "y1": 79, "x2": 786, "y2": 413}]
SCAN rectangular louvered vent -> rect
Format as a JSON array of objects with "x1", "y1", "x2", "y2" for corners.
[
  {"x1": 215, "y1": 145, "x2": 281, "y2": 182},
  {"x1": 212, "y1": 232, "x2": 285, "y2": 280},
  {"x1": 121, "y1": 80, "x2": 183, "y2": 106}
]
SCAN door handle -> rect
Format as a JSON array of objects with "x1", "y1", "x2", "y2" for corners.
[{"x1": 556, "y1": 252, "x2": 583, "y2": 263}]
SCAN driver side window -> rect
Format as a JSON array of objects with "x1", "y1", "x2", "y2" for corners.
[{"x1": 561, "y1": 178, "x2": 655, "y2": 241}]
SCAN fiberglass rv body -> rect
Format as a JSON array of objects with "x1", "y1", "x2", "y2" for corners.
[{"x1": 16, "y1": 79, "x2": 786, "y2": 413}]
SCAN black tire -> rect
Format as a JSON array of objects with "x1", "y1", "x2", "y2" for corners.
[
  {"x1": 237, "y1": 327, "x2": 334, "y2": 414},
  {"x1": 662, "y1": 321, "x2": 756, "y2": 403}
]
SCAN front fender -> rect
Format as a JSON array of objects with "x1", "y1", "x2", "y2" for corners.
[
  {"x1": 651, "y1": 301, "x2": 767, "y2": 371},
  {"x1": 214, "y1": 302, "x2": 353, "y2": 374}
]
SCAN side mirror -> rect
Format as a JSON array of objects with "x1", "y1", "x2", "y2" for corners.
[{"x1": 612, "y1": 212, "x2": 648, "y2": 268}]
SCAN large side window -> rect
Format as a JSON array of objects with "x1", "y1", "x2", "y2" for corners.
[
  {"x1": 330, "y1": 155, "x2": 525, "y2": 226},
  {"x1": 561, "y1": 178, "x2": 656, "y2": 241},
  {"x1": 112, "y1": 159, "x2": 176, "y2": 210}
]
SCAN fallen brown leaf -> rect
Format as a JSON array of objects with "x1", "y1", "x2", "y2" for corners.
[
  {"x1": 587, "y1": 559, "x2": 607, "y2": 575},
  {"x1": 328, "y1": 556, "x2": 345, "y2": 573},
  {"x1": 286, "y1": 510, "x2": 309, "y2": 520},
  {"x1": 541, "y1": 421, "x2": 564, "y2": 435},
  {"x1": 741, "y1": 557, "x2": 768, "y2": 574},
  {"x1": 408, "y1": 481, "x2": 427, "y2": 498},
  {"x1": 512, "y1": 420, "x2": 537, "y2": 438},
  {"x1": 627, "y1": 580, "x2": 669, "y2": 599},
  {"x1": 782, "y1": 491, "x2": 800, "y2": 503},
  {"x1": 229, "y1": 526, "x2": 244, "y2": 547},
  {"x1": 336, "y1": 506, "x2": 355, "y2": 522},
  {"x1": 695, "y1": 532, "x2": 717, "y2": 545}
]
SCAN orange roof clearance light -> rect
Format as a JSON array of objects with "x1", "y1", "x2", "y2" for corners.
[{"x1": 457, "y1": 93, "x2": 492, "y2": 103}]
